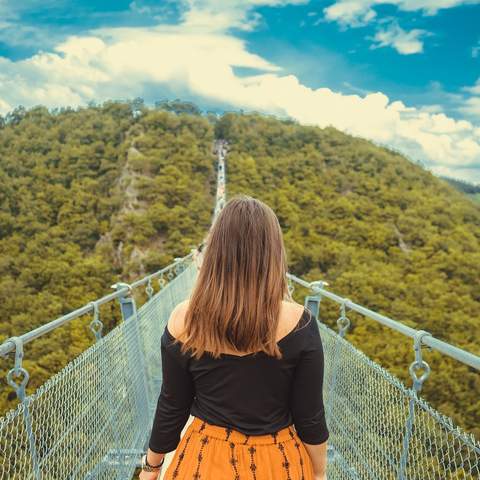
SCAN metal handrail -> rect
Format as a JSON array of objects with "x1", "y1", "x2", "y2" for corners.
[
  {"x1": 0, "y1": 251, "x2": 195, "y2": 358},
  {"x1": 287, "y1": 272, "x2": 480, "y2": 372}
]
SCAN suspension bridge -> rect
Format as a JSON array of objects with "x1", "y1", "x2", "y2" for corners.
[{"x1": 0, "y1": 139, "x2": 479, "y2": 479}]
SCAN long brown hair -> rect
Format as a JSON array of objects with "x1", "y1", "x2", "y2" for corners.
[{"x1": 178, "y1": 194, "x2": 292, "y2": 360}]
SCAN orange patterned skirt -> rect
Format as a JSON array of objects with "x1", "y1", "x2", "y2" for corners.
[{"x1": 162, "y1": 416, "x2": 315, "y2": 479}]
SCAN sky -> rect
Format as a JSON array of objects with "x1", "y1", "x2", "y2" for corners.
[{"x1": 0, "y1": 1, "x2": 479, "y2": 183}]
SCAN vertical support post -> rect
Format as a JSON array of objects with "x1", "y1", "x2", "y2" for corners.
[
  {"x1": 6, "y1": 337, "x2": 41, "y2": 480},
  {"x1": 304, "y1": 295, "x2": 322, "y2": 321},
  {"x1": 307, "y1": 281, "x2": 329, "y2": 321},
  {"x1": 86, "y1": 300, "x2": 123, "y2": 479},
  {"x1": 397, "y1": 330, "x2": 432, "y2": 480},
  {"x1": 323, "y1": 327, "x2": 342, "y2": 443},
  {"x1": 115, "y1": 283, "x2": 135, "y2": 322},
  {"x1": 113, "y1": 283, "x2": 152, "y2": 441},
  {"x1": 325, "y1": 298, "x2": 350, "y2": 447},
  {"x1": 398, "y1": 395, "x2": 416, "y2": 480}
]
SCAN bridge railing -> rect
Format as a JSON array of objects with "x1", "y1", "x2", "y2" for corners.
[
  {"x1": 287, "y1": 274, "x2": 480, "y2": 479},
  {"x1": 0, "y1": 257, "x2": 199, "y2": 480},
  {"x1": 0, "y1": 252, "x2": 195, "y2": 397}
]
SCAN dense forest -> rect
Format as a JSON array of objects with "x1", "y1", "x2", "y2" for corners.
[
  {"x1": 0, "y1": 102, "x2": 479, "y2": 440},
  {"x1": 0, "y1": 101, "x2": 216, "y2": 414}
]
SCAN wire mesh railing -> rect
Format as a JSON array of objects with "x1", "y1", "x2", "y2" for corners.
[
  {"x1": 0, "y1": 259, "x2": 198, "y2": 480},
  {"x1": 319, "y1": 322, "x2": 479, "y2": 479},
  {"x1": 287, "y1": 276, "x2": 480, "y2": 480}
]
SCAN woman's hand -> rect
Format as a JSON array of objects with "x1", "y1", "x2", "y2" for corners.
[
  {"x1": 303, "y1": 440, "x2": 327, "y2": 480},
  {"x1": 139, "y1": 468, "x2": 161, "y2": 480},
  {"x1": 139, "y1": 450, "x2": 165, "y2": 480}
]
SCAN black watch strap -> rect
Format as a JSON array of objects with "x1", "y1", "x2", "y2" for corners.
[{"x1": 146, "y1": 454, "x2": 165, "y2": 469}]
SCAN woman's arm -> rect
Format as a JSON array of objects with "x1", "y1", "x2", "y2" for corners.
[
  {"x1": 290, "y1": 312, "x2": 329, "y2": 478},
  {"x1": 145, "y1": 304, "x2": 194, "y2": 463},
  {"x1": 145, "y1": 449, "x2": 165, "y2": 467},
  {"x1": 303, "y1": 441, "x2": 328, "y2": 480}
]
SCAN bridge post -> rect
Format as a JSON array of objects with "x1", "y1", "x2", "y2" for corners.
[
  {"x1": 305, "y1": 280, "x2": 328, "y2": 321},
  {"x1": 397, "y1": 330, "x2": 432, "y2": 480},
  {"x1": 5, "y1": 337, "x2": 41, "y2": 480},
  {"x1": 86, "y1": 300, "x2": 123, "y2": 473},
  {"x1": 113, "y1": 283, "x2": 152, "y2": 441},
  {"x1": 304, "y1": 294, "x2": 322, "y2": 320}
]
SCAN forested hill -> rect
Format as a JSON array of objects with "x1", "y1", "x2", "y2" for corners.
[
  {"x1": 0, "y1": 103, "x2": 216, "y2": 414},
  {"x1": 0, "y1": 103, "x2": 479, "y2": 437}
]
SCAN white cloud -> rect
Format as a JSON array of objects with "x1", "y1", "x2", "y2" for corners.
[
  {"x1": 430, "y1": 164, "x2": 480, "y2": 182},
  {"x1": 324, "y1": 1, "x2": 377, "y2": 27},
  {"x1": 370, "y1": 23, "x2": 430, "y2": 54},
  {"x1": 0, "y1": 1, "x2": 479, "y2": 183},
  {"x1": 324, "y1": 1, "x2": 480, "y2": 27},
  {"x1": 181, "y1": 0, "x2": 307, "y2": 31},
  {"x1": 0, "y1": 22, "x2": 73, "y2": 51},
  {"x1": 0, "y1": 2, "x2": 75, "y2": 48},
  {"x1": 472, "y1": 40, "x2": 480, "y2": 58},
  {"x1": 323, "y1": 1, "x2": 479, "y2": 54},
  {"x1": 0, "y1": 97, "x2": 11, "y2": 112},
  {"x1": 129, "y1": 1, "x2": 152, "y2": 15},
  {"x1": 0, "y1": 1, "x2": 66, "y2": 19},
  {"x1": 463, "y1": 79, "x2": 480, "y2": 96},
  {"x1": 458, "y1": 96, "x2": 480, "y2": 118},
  {"x1": 420, "y1": 104, "x2": 444, "y2": 114},
  {"x1": 457, "y1": 79, "x2": 480, "y2": 124}
]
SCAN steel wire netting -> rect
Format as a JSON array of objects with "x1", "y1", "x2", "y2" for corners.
[
  {"x1": 1, "y1": 261, "x2": 479, "y2": 479},
  {"x1": 0, "y1": 261, "x2": 198, "y2": 480},
  {"x1": 319, "y1": 322, "x2": 480, "y2": 480}
]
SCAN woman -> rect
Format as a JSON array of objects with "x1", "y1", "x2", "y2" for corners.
[{"x1": 140, "y1": 195, "x2": 329, "y2": 480}]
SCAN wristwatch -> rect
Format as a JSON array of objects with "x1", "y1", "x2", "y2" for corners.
[{"x1": 141, "y1": 453, "x2": 164, "y2": 472}]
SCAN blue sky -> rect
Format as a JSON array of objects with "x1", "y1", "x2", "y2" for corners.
[{"x1": 0, "y1": 0, "x2": 479, "y2": 183}]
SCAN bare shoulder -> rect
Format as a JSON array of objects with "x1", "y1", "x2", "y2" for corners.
[
  {"x1": 281, "y1": 299, "x2": 305, "y2": 317},
  {"x1": 278, "y1": 300, "x2": 305, "y2": 338},
  {"x1": 167, "y1": 299, "x2": 190, "y2": 339}
]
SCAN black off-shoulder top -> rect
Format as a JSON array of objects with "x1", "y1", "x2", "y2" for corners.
[{"x1": 148, "y1": 306, "x2": 329, "y2": 453}]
